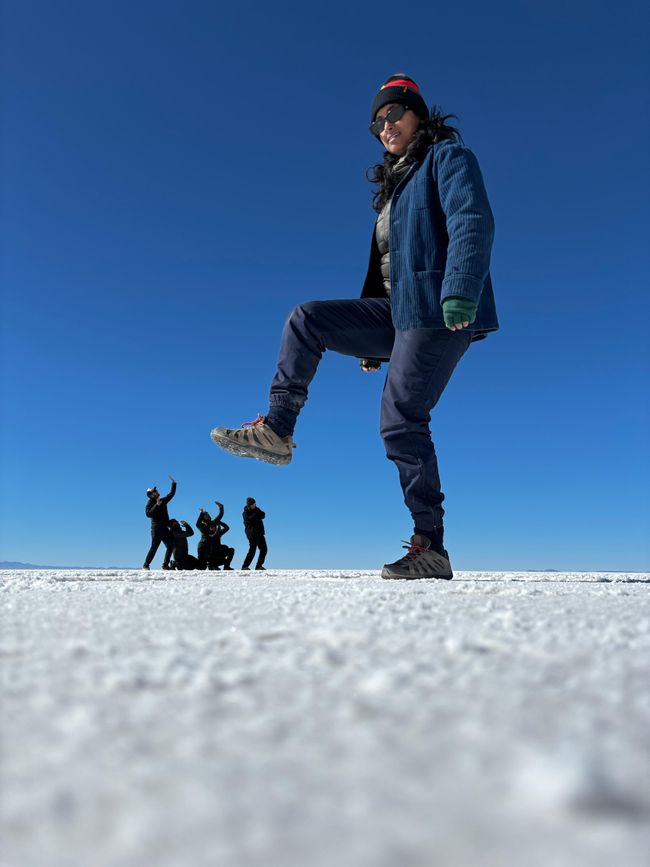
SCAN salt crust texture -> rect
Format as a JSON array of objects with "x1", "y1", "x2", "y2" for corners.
[{"x1": 2, "y1": 569, "x2": 650, "y2": 867}]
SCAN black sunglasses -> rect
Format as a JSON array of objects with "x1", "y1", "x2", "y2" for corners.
[{"x1": 370, "y1": 104, "x2": 408, "y2": 136}]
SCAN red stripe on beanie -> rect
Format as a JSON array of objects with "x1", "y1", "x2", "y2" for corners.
[{"x1": 381, "y1": 79, "x2": 420, "y2": 92}]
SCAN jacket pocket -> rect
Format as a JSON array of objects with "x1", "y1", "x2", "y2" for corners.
[
  {"x1": 413, "y1": 269, "x2": 444, "y2": 286},
  {"x1": 411, "y1": 270, "x2": 444, "y2": 317}
]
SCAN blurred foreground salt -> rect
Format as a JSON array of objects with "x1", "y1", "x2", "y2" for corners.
[{"x1": 2, "y1": 569, "x2": 649, "y2": 867}]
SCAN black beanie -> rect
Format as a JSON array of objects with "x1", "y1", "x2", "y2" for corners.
[{"x1": 370, "y1": 74, "x2": 429, "y2": 127}]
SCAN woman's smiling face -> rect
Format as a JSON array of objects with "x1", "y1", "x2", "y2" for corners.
[{"x1": 376, "y1": 103, "x2": 420, "y2": 156}]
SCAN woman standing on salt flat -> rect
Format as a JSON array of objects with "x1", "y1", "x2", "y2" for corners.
[{"x1": 211, "y1": 73, "x2": 498, "y2": 580}]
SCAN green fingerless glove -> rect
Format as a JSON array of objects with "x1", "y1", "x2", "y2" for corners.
[{"x1": 442, "y1": 297, "x2": 477, "y2": 328}]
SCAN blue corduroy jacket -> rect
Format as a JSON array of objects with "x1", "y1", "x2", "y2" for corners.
[{"x1": 361, "y1": 139, "x2": 498, "y2": 338}]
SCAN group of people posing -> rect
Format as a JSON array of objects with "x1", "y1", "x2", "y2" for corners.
[{"x1": 143, "y1": 476, "x2": 268, "y2": 571}]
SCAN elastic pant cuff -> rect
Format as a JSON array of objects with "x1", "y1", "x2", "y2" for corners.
[{"x1": 266, "y1": 403, "x2": 299, "y2": 438}]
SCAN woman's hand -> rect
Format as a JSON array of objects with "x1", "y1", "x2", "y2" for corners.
[
  {"x1": 360, "y1": 358, "x2": 382, "y2": 372},
  {"x1": 442, "y1": 298, "x2": 477, "y2": 331}
]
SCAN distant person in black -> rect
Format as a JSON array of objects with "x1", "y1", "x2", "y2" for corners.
[
  {"x1": 143, "y1": 475, "x2": 176, "y2": 570},
  {"x1": 210, "y1": 501, "x2": 235, "y2": 570},
  {"x1": 196, "y1": 507, "x2": 215, "y2": 570},
  {"x1": 197, "y1": 502, "x2": 235, "y2": 570},
  {"x1": 168, "y1": 519, "x2": 201, "y2": 570},
  {"x1": 242, "y1": 497, "x2": 267, "y2": 570}
]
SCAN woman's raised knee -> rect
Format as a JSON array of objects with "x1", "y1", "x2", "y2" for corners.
[{"x1": 290, "y1": 300, "x2": 322, "y2": 321}]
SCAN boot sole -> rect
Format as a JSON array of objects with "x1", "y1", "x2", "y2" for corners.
[
  {"x1": 381, "y1": 570, "x2": 453, "y2": 580},
  {"x1": 210, "y1": 429, "x2": 292, "y2": 466}
]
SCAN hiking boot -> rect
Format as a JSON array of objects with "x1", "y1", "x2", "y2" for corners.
[
  {"x1": 142, "y1": 564, "x2": 150, "y2": 570},
  {"x1": 381, "y1": 534, "x2": 453, "y2": 580},
  {"x1": 210, "y1": 414, "x2": 296, "y2": 466}
]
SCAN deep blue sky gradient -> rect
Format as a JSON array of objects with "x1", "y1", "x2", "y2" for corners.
[{"x1": 1, "y1": 0, "x2": 649, "y2": 569}]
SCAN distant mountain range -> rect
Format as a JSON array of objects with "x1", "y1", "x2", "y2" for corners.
[{"x1": 0, "y1": 561, "x2": 127, "y2": 570}]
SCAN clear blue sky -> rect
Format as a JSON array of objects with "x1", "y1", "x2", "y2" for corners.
[{"x1": 1, "y1": 0, "x2": 648, "y2": 570}]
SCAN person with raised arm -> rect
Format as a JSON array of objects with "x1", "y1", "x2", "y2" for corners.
[
  {"x1": 196, "y1": 506, "x2": 216, "y2": 570},
  {"x1": 143, "y1": 475, "x2": 176, "y2": 570},
  {"x1": 197, "y1": 501, "x2": 235, "y2": 570},
  {"x1": 209, "y1": 501, "x2": 235, "y2": 571}
]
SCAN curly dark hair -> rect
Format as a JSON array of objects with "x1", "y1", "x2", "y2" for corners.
[{"x1": 367, "y1": 106, "x2": 462, "y2": 213}]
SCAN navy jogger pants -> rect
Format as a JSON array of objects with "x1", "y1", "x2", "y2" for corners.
[{"x1": 268, "y1": 298, "x2": 471, "y2": 533}]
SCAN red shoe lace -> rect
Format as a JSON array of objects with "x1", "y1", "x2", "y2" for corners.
[
  {"x1": 242, "y1": 414, "x2": 266, "y2": 429},
  {"x1": 401, "y1": 539, "x2": 429, "y2": 559}
]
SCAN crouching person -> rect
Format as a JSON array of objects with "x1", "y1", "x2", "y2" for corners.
[
  {"x1": 209, "y1": 510, "x2": 235, "y2": 571},
  {"x1": 197, "y1": 502, "x2": 235, "y2": 570},
  {"x1": 169, "y1": 519, "x2": 201, "y2": 570}
]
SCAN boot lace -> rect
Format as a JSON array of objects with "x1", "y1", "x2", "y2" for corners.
[
  {"x1": 401, "y1": 539, "x2": 429, "y2": 560},
  {"x1": 241, "y1": 414, "x2": 266, "y2": 429}
]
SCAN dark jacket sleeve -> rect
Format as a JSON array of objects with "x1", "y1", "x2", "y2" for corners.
[
  {"x1": 218, "y1": 521, "x2": 230, "y2": 536},
  {"x1": 215, "y1": 503, "x2": 224, "y2": 522},
  {"x1": 145, "y1": 500, "x2": 155, "y2": 518},
  {"x1": 183, "y1": 525, "x2": 194, "y2": 538},
  {"x1": 434, "y1": 142, "x2": 495, "y2": 304},
  {"x1": 161, "y1": 481, "x2": 177, "y2": 505},
  {"x1": 257, "y1": 509, "x2": 266, "y2": 519},
  {"x1": 196, "y1": 513, "x2": 208, "y2": 533}
]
